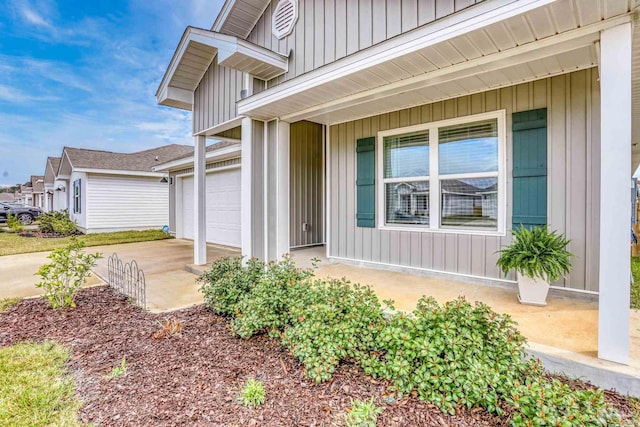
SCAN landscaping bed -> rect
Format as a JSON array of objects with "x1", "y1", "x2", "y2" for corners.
[
  {"x1": 0, "y1": 287, "x2": 510, "y2": 426},
  {"x1": 0, "y1": 286, "x2": 637, "y2": 426}
]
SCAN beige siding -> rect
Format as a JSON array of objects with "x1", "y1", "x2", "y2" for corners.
[
  {"x1": 328, "y1": 69, "x2": 600, "y2": 292},
  {"x1": 248, "y1": 0, "x2": 484, "y2": 86},
  {"x1": 193, "y1": 57, "x2": 244, "y2": 134},
  {"x1": 290, "y1": 121, "x2": 324, "y2": 247}
]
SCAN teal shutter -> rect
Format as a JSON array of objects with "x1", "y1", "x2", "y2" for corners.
[
  {"x1": 356, "y1": 137, "x2": 375, "y2": 228},
  {"x1": 512, "y1": 108, "x2": 547, "y2": 230}
]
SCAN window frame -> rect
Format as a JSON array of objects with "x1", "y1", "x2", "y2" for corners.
[
  {"x1": 73, "y1": 179, "x2": 81, "y2": 214},
  {"x1": 376, "y1": 110, "x2": 507, "y2": 236}
]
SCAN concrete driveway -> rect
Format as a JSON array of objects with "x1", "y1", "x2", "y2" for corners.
[
  {"x1": 92, "y1": 239, "x2": 239, "y2": 312},
  {"x1": 0, "y1": 239, "x2": 239, "y2": 312}
]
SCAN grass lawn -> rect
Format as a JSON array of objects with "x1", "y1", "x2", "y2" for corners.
[
  {"x1": 0, "y1": 341, "x2": 80, "y2": 426},
  {"x1": 0, "y1": 229, "x2": 172, "y2": 256},
  {"x1": 0, "y1": 297, "x2": 21, "y2": 313},
  {"x1": 632, "y1": 257, "x2": 640, "y2": 309}
]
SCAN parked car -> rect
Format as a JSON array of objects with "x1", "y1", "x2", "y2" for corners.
[{"x1": 0, "y1": 202, "x2": 42, "y2": 225}]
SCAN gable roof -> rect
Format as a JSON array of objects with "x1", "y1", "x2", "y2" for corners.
[
  {"x1": 212, "y1": 0, "x2": 271, "y2": 38},
  {"x1": 45, "y1": 157, "x2": 61, "y2": 184},
  {"x1": 30, "y1": 175, "x2": 45, "y2": 192},
  {"x1": 63, "y1": 144, "x2": 193, "y2": 173}
]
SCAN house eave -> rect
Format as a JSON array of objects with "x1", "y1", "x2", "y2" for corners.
[
  {"x1": 73, "y1": 168, "x2": 167, "y2": 178},
  {"x1": 237, "y1": 0, "x2": 632, "y2": 127},
  {"x1": 156, "y1": 26, "x2": 288, "y2": 110},
  {"x1": 153, "y1": 146, "x2": 242, "y2": 172}
]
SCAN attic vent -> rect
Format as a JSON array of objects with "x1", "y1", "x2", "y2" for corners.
[{"x1": 272, "y1": 0, "x2": 298, "y2": 40}]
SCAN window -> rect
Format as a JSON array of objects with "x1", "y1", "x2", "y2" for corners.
[
  {"x1": 73, "y1": 179, "x2": 81, "y2": 214},
  {"x1": 378, "y1": 111, "x2": 505, "y2": 234},
  {"x1": 383, "y1": 131, "x2": 430, "y2": 225}
]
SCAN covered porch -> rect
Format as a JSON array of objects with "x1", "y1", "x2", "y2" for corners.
[{"x1": 291, "y1": 245, "x2": 640, "y2": 395}]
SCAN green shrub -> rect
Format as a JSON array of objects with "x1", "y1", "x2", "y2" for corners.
[
  {"x1": 38, "y1": 210, "x2": 77, "y2": 236},
  {"x1": 6, "y1": 214, "x2": 23, "y2": 233},
  {"x1": 282, "y1": 278, "x2": 387, "y2": 383},
  {"x1": 365, "y1": 297, "x2": 529, "y2": 415},
  {"x1": 497, "y1": 226, "x2": 573, "y2": 282},
  {"x1": 506, "y1": 377, "x2": 621, "y2": 426},
  {"x1": 239, "y1": 378, "x2": 265, "y2": 407},
  {"x1": 231, "y1": 256, "x2": 314, "y2": 338},
  {"x1": 35, "y1": 238, "x2": 101, "y2": 308},
  {"x1": 199, "y1": 256, "x2": 622, "y2": 424},
  {"x1": 198, "y1": 257, "x2": 265, "y2": 316},
  {"x1": 345, "y1": 398, "x2": 383, "y2": 427}
]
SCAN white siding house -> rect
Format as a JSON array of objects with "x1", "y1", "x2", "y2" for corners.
[{"x1": 55, "y1": 144, "x2": 192, "y2": 233}]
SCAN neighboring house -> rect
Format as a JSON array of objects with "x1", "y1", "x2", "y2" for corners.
[
  {"x1": 44, "y1": 157, "x2": 62, "y2": 212},
  {"x1": 156, "y1": 0, "x2": 640, "y2": 364},
  {"x1": 30, "y1": 175, "x2": 45, "y2": 210},
  {"x1": 55, "y1": 144, "x2": 192, "y2": 233},
  {"x1": 0, "y1": 193, "x2": 16, "y2": 203},
  {"x1": 18, "y1": 182, "x2": 33, "y2": 206}
]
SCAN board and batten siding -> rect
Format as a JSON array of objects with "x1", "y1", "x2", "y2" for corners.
[
  {"x1": 86, "y1": 174, "x2": 169, "y2": 232},
  {"x1": 290, "y1": 121, "x2": 324, "y2": 247},
  {"x1": 328, "y1": 69, "x2": 600, "y2": 292},
  {"x1": 193, "y1": 57, "x2": 244, "y2": 134},
  {"x1": 247, "y1": 0, "x2": 484, "y2": 88}
]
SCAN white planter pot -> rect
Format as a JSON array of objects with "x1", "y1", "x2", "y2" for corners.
[{"x1": 517, "y1": 275, "x2": 549, "y2": 306}]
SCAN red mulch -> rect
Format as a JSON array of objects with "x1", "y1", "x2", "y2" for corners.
[{"x1": 0, "y1": 287, "x2": 633, "y2": 426}]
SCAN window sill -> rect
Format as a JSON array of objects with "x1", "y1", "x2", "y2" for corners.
[{"x1": 378, "y1": 225, "x2": 506, "y2": 237}]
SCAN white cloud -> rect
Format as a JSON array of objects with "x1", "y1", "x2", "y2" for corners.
[
  {"x1": 0, "y1": 84, "x2": 58, "y2": 103},
  {"x1": 20, "y1": 6, "x2": 53, "y2": 29}
]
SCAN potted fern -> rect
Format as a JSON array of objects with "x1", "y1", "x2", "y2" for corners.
[{"x1": 496, "y1": 226, "x2": 573, "y2": 306}]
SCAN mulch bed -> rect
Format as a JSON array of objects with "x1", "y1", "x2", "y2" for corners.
[{"x1": 0, "y1": 287, "x2": 634, "y2": 426}]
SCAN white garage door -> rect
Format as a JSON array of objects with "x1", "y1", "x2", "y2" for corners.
[{"x1": 180, "y1": 168, "x2": 241, "y2": 247}]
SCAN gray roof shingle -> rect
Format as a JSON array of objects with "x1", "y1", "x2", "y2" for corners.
[{"x1": 64, "y1": 144, "x2": 194, "y2": 172}]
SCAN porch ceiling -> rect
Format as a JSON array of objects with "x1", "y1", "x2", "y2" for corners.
[{"x1": 238, "y1": 0, "x2": 635, "y2": 133}]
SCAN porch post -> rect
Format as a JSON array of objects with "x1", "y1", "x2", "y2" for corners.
[
  {"x1": 193, "y1": 134, "x2": 207, "y2": 266},
  {"x1": 241, "y1": 117, "x2": 253, "y2": 260},
  {"x1": 265, "y1": 119, "x2": 290, "y2": 261},
  {"x1": 598, "y1": 22, "x2": 632, "y2": 364}
]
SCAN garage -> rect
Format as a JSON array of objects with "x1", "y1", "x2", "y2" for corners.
[{"x1": 179, "y1": 167, "x2": 241, "y2": 248}]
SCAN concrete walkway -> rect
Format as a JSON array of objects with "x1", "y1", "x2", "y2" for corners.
[{"x1": 0, "y1": 239, "x2": 238, "y2": 313}]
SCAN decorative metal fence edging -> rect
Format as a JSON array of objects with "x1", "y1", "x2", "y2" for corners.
[{"x1": 107, "y1": 253, "x2": 146, "y2": 309}]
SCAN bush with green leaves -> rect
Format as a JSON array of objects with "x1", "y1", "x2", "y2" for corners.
[
  {"x1": 282, "y1": 278, "x2": 387, "y2": 383},
  {"x1": 6, "y1": 214, "x2": 23, "y2": 233},
  {"x1": 363, "y1": 297, "x2": 528, "y2": 415},
  {"x1": 345, "y1": 398, "x2": 383, "y2": 427},
  {"x1": 38, "y1": 210, "x2": 77, "y2": 236},
  {"x1": 506, "y1": 377, "x2": 621, "y2": 426},
  {"x1": 239, "y1": 378, "x2": 265, "y2": 407},
  {"x1": 231, "y1": 256, "x2": 314, "y2": 339},
  {"x1": 497, "y1": 226, "x2": 573, "y2": 282},
  {"x1": 35, "y1": 238, "x2": 101, "y2": 308},
  {"x1": 199, "y1": 256, "x2": 622, "y2": 425},
  {"x1": 198, "y1": 256, "x2": 265, "y2": 316}
]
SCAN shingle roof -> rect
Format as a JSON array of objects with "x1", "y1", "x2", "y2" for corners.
[
  {"x1": 49, "y1": 157, "x2": 61, "y2": 173},
  {"x1": 161, "y1": 140, "x2": 241, "y2": 164},
  {"x1": 30, "y1": 175, "x2": 45, "y2": 192},
  {"x1": 0, "y1": 193, "x2": 16, "y2": 202},
  {"x1": 63, "y1": 144, "x2": 193, "y2": 172}
]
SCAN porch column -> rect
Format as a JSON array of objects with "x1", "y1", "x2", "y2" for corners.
[
  {"x1": 193, "y1": 134, "x2": 207, "y2": 265},
  {"x1": 241, "y1": 117, "x2": 266, "y2": 261},
  {"x1": 265, "y1": 119, "x2": 290, "y2": 261},
  {"x1": 598, "y1": 22, "x2": 632, "y2": 364}
]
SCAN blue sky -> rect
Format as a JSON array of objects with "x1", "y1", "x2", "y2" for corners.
[{"x1": 0, "y1": 0, "x2": 225, "y2": 186}]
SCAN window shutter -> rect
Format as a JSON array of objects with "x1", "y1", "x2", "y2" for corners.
[
  {"x1": 356, "y1": 137, "x2": 375, "y2": 227},
  {"x1": 512, "y1": 108, "x2": 547, "y2": 230}
]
